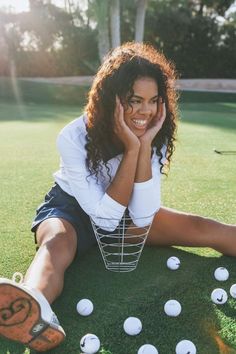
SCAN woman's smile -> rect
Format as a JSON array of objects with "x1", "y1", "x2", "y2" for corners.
[{"x1": 131, "y1": 118, "x2": 149, "y2": 129}]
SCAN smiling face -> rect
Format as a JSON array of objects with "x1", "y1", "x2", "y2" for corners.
[{"x1": 123, "y1": 77, "x2": 159, "y2": 137}]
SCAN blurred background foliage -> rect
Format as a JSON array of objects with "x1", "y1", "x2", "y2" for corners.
[{"x1": 0, "y1": 0, "x2": 235, "y2": 78}]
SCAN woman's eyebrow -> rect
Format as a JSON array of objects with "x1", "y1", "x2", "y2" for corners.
[{"x1": 132, "y1": 94, "x2": 159, "y2": 99}]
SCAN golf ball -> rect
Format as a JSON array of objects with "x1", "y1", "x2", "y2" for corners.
[
  {"x1": 230, "y1": 284, "x2": 236, "y2": 298},
  {"x1": 137, "y1": 344, "x2": 158, "y2": 354},
  {"x1": 80, "y1": 333, "x2": 100, "y2": 354},
  {"x1": 164, "y1": 300, "x2": 182, "y2": 317},
  {"x1": 214, "y1": 267, "x2": 229, "y2": 281},
  {"x1": 137, "y1": 344, "x2": 159, "y2": 354},
  {"x1": 211, "y1": 288, "x2": 228, "y2": 304},
  {"x1": 76, "y1": 299, "x2": 94, "y2": 316},
  {"x1": 175, "y1": 339, "x2": 197, "y2": 354},
  {"x1": 123, "y1": 317, "x2": 142, "y2": 336},
  {"x1": 167, "y1": 256, "x2": 180, "y2": 270}
]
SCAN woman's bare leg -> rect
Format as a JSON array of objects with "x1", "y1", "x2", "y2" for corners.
[
  {"x1": 146, "y1": 207, "x2": 236, "y2": 257},
  {"x1": 24, "y1": 217, "x2": 77, "y2": 304}
]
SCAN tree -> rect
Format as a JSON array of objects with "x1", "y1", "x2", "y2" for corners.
[
  {"x1": 194, "y1": 0, "x2": 235, "y2": 17},
  {"x1": 145, "y1": 0, "x2": 236, "y2": 78},
  {"x1": 1, "y1": 0, "x2": 235, "y2": 77},
  {"x1": 88, "y1": 0, "x2": 110, "y2": 62},
  {"x1": 86, "y1": 0, "x2": 149, "y2": 63},
  {"x1": 110, "y1": 0, "x2": 120, "y2": 48},
  {"x1": 135, "y1": 0, "x2": 148, "y2": 42}
]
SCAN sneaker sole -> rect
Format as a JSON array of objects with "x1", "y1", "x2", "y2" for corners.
[{"x1": 0, "y1": 283, "x2": 65, "y2": 351}]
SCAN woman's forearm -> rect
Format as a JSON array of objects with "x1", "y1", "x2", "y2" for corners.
[
  {"x1": 135, "y1": 143, "x2": 152, "y2": 182},
  {"x1": 106, "y1": 147, "x2": 140, "y2": 206},
  {"x1": 128, "y1": 143, "x2": 161, "y2": 224}
]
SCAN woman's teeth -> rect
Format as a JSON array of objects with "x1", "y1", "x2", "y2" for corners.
[{"x1": 132, "y1": 119, "x2": 147, "y2": 127}]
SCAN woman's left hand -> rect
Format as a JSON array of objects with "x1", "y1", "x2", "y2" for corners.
[{"x1": 139, "y1": 98, "x2": 166, "y2": 146}]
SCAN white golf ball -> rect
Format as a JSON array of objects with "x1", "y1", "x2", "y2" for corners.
[
  {"x1": 167, "y1": 256, "x2": 180, "y2": 270},
  {"x1": 214, "y1": 267, "x2": 229, "y2": 281},
  {"x1": 164, "y1": 300, "x2": 182, "y2": 317},
  {"x1": 123, "y1": 317, "x2": 142, "y2": 336},
  {"x1": 230, "y1": 284, "x2": 236, "y2": 298},
  {"x1": 80, "y1": 333, "x2": 100, "y2": 354},
  {"x1": 76, "y1": 299, "x2": 94, "y2": 316},
  {"x1": 137, "y1": 344, "x2": 159, "y2": 354},
  {"x1": 211, "y1": 288, "x2": 228, "y2": 305},
  {"x1": 175, "y1": 340, "x2": 197, "y2": 354}
]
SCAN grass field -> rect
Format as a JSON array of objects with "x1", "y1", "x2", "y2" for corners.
[{"x1": 0, "y1": 87, "x2": 236, "y2": 354}]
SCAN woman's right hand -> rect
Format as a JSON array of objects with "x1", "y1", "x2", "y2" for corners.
[{"x1": 114, "y1": 96, "x2": 140, "y2": 151}]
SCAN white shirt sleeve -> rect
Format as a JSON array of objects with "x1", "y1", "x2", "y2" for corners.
[
  {"x1": 128, "y1": 145, "x2": 167, "y2": 227},
  {"x1": 56, "y1": 133, "x2": 126, "y2": 231}
]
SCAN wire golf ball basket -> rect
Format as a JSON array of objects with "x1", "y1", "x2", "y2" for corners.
[{"x1": 90, "y1": 213, "x2": 153, "y2": 272}]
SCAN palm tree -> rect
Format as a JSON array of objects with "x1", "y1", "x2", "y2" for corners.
[
  {"x1": 135, "y1": 0, "x2": 148, "y2": 42},
  {"x1": 90, "y1": 0, "x2": 110, "y2": 62},
  {"x1": 110, "y1": 0, "x2": 120, "y2": 48}
]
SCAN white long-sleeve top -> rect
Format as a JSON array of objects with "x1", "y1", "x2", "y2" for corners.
[{"x1": 53, "y1": 114, "x2": 166, "y2": 230}]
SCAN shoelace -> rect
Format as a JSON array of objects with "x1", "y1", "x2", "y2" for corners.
[{"x1": 12, "y1": 272, "x2": 24, "y2": 284}]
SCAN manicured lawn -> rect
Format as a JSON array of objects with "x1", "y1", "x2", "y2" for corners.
[{"x1": 0, "y1": 89, "x2": 236, "y2": 354}]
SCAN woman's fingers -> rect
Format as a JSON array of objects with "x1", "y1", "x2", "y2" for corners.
[
  {"x1": 152, "y1": 101, "x2": 166, "y2": 129},
  {"x1": 159, "y1": 102, "x2": 166, "y2": 125},
  {"x1": 156, "y1": 97, "x2": 165, "y2": 119},
  {"x1": 114, "y1": 98, "x2": 123, "y2": 131},
  {"x1": 114, "y1": 96, "x2": 122, "y2": 131},
  {"x1": 115, "y1": 95, "x2": 120, "y2": 117},
  {"x1": 118, "y1": 102, "x2": 124, "y2": 123}
]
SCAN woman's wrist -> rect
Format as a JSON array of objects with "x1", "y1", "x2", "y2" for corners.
[
  {"x1": 139, "y1": 141, "x2": 152, "y2": 154},
  {"x1": 124, "y1": 141, "x2": 141, "y2": 154}
]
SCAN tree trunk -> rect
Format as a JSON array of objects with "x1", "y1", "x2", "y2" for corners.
[
  {"x1": 94, "y1": 0, "x2": 110, "y2": 62},
  {"x1": 135, "y1": 0, "x2": 148, "y2": 43},
  {"x1": 110, "y1": 0, "x2": 120, "y2": 48}
]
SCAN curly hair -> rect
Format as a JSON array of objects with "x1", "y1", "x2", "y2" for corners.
[{"x1": 85, "y1": 41, "x2": 179, "y2": 180}]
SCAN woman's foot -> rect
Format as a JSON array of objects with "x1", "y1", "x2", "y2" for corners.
[{"x1": 0, "y1": 274, "x2": 65, "y2": 352}]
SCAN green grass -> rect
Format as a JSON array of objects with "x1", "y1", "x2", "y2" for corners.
[{"x1": 0, "y1": 89, "x2": 236, "y2": 354}]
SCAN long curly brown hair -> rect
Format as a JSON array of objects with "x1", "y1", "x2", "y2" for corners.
[{"x1": 85, "y1": 41, "x2": 179, "y2": 180}]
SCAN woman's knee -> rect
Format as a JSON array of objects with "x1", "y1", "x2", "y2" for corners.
[{"x1": 36, "y1": 218, "x2": 78, "y2": 265}]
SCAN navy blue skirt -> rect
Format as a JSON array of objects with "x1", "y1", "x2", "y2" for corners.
[{"x1": 31, "y1": 183, "x2": 97, "y2": 255}]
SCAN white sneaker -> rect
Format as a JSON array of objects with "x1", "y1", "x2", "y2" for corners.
[{"x1": 0, "y1": 273, "x2": 65, "y2": 352}]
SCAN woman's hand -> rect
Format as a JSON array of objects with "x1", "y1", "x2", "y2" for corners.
[
  {"x1": 139, "y1": 97, "x2": 166, "y2": 146},
  {"x1": 114, "y1": 96, "x2": 140, "y2": 151}
]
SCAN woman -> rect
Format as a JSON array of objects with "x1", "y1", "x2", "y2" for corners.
[{"x1": 0, "y1": 42, "x2": 235, "y2": 352}]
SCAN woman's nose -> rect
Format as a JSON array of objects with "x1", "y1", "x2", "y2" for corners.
[{"x1": 139, "y1": 103, "x2": 152, "y2": 115}]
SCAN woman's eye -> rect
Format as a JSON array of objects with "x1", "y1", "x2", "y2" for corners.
[
  {"x1": 130, "y1": 100, "x2": 140, "y2": 104},
  {"x1": 129, "y1": 99, "x2": 158, "y2": 105}
]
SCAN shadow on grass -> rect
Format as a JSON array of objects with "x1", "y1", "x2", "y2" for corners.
[
  {"x1": 0, "y1": 101, "x2": 82, "y2": 123},
  {"x1": 0, "y1": 78, "x2": 89, "y2": 106},
  {"x1": 2, "y1": 246, "x2": 236, "y2": 354},
  {"x1": 180, "y1": 91, "x2": 236, "y2": 105},
  {"x1": 0, "y1": 78, "x2": 87, "y2": 123},
  {"x1": 179, "y1": 91, "x2": 236, "y2": 132}
]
